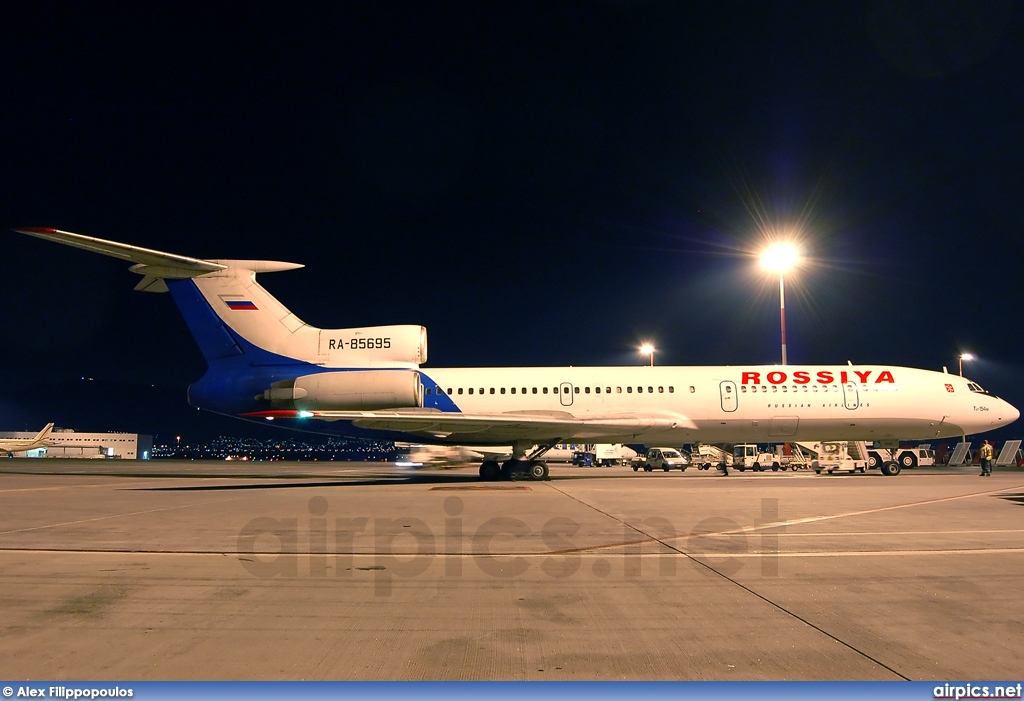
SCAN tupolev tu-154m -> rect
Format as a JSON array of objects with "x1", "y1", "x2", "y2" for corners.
[{"x1": 13, "y1": 227, "x2": 1019, "y2": 480}]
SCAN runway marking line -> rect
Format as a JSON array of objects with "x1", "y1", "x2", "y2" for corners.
[{"x1": 0, "y1": 497, "x2": 241, "y2": 536}]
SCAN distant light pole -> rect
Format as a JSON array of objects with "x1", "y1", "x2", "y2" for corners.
[
  {"x1": 176, "y1": 435, "x2": 181, "y2": 452},
  {"x1": 640, "y1": 343, "x2": 655, "y2": 367},
  {"x1": 958, "y1": 353, "x2": 974, "y2": 377},
  {"x1": 760, "y1": 243, "x2": 800, "y2": 365}
]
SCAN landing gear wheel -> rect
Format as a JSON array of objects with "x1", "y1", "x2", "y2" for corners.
[
  {"x1": 880, "y1": 461, "x2": 902, "y2": 476},
  {"x1": 480, "y1": 461, "x2": 500, "y2": 481},
  {"x1": 529, "y1": 460, "x2": 549, "y2": 481},
  {"x1": 900, "y1": 453, "x2": 918, "y2": 469}
]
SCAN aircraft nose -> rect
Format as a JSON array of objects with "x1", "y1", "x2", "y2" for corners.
[{"x1": 1004, "y1": 400, "x2": 1021, "y2": 426}]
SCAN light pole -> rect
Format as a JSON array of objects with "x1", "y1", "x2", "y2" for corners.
[
  {"x1": 640, "y1": 343, "x2": 655, "y2": 367},
  {"x1": 958, "y1": 353, "x2": 974, "y2": 377},
  {"x1": 760, "y1": 243, "x2": 800, "y2": 365}
]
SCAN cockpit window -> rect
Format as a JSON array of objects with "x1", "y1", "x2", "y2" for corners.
[{"x1": 967, "y1": 382, "x2": 987, "y2": 394}]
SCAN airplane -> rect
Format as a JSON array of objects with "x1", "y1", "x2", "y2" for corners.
[
  {"x1": 12, "y1": 227, "x2": 1020, "y2": 480},
  {"x1": 0, "y1": 423, "x2": 55, "y2": 456}
]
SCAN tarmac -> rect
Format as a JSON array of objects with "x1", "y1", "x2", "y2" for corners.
[{"x1": 1, "y1": 459, "x2": 1023, "y2": 681}]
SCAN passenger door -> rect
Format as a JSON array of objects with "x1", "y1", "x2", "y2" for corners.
[
  {"x1": 842, "y1": 382, "x2": 860, "y2": 410},
  {"x1": 560, "y1": 382, "x2": 574, "y2": 407},
  {"x1": 719, "y1": 380, "x2": 737, "y2": 412}
]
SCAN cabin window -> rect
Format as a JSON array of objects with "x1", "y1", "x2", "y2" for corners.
[
  {"x1": 669, "y1": 386, "x2": 674, "y2": 393},
  {"x1": 425, "y1": 387, "x2": 432, "y2": 395},
  {"x1": 637, "y1": 387, "x2": 643, "y2": 393},
  {"x1": 771, "y1": 386, "x2": 777, "y2": 393},
  {"x1": 511, "y1": 387, "x2": 516, "y2": 394},
  {"x1": 585, "y1": 387, "x2": 591, "y2": 394},
  {"x1": 447, "y1": 388, "x2": 453, "y2": 395},
  {"x1": 458, "y1": 388, "x2": 463, "y2": 395},
  {"x1": 690, "y1": 386, "x2": 695, "y2": 393},
  {"x1": 468, "y1": 388, "x2": 474, "y2": 395},
  {"x1": 648, "y1": 386, "x2": 654, "y2": 393},
  {"x1": 500, "y1": 388, "x2": 506, "y2": 394},
  {"x1": 573, "y1": 387, "x2": 580, "y2": 394},
  {"x1": 627, "y1": 387, "x2": 633, "y2": 393},
  {"x1": 617, "y1": 387, "x2": 622, "y2": 393},
  {"x1": 489, "y1": 388, "x2": 495, "y2": 395},
  {"x1": 658, "y1": 387, "x2": 663, "y2": 393},
  {"x1": 522, "y1": 388, "x2": 527, "y2": 394},
  {"x1": 595, "y1": 386, "x2": 601, "y2": 394},
  {"x1": 532, "y1": 387, "x2": 538, "y2": 394},
  {"x1": 479, "y1": 388, "x2": 484, "y2": 394},
  {"x1": 543, "y1": 387, "x2": 548, "y2": 394},
  {"x1": 606, "y1": 387, "x2": 611, "y2": 393},
  {"x1": 781, "y1": 386, "x2": 787, "y2": 393}
]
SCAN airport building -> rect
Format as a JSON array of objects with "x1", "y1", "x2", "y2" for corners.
[{"x1": 0, "y1": 428, "x2": 153, "y2": 459}]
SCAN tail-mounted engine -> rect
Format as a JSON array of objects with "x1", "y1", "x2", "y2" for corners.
[{"x1": 259, "y1": 370, "x2": 422, "y2": 411}]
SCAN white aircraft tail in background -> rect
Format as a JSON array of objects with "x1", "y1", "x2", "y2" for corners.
[{"x1": 0, "y1": 423, "x2": 55, "y2": 455}]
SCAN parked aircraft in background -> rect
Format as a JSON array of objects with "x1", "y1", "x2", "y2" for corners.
[
  {"x1": 0, "y1": 423, "x2": 54, "y2": 456},
  {"x1": 13, "y1": 227, "x2": 1020, "y2": 480}
]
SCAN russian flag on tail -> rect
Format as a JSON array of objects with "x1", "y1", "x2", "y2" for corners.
[{"x1": 225, "y1": 300, "x2": 259, "y2": 310}]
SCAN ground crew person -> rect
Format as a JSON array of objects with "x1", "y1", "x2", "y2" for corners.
[{"x1": 979, "y1": 440, "x2": 994, "y2": 477}]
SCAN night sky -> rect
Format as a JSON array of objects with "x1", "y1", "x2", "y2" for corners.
[{"x1": 2, "y1": 1, "x2": 1022, "y2": 444}]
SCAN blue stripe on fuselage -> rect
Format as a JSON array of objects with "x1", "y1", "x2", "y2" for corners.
[{"x1": 418, "y1": 371, "x2": 461, "y2": 412}]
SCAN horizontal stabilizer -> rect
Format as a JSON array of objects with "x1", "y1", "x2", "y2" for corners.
[{"x1": 14, "y1": 227, "x2": 227, "y2": 277}]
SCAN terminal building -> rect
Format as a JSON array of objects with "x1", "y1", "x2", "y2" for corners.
[{"x1": 0, "y1": 428, "x2": 153, "y2": 459}]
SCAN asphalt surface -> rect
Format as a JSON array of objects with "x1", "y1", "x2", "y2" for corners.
[{"x1": 1, "y1": 459, "x2": 1022, "y2": 680}]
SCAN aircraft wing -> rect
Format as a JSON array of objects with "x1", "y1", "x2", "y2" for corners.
[{"x1": 245, "y1": 408, "x2": 698, "y2": 442}]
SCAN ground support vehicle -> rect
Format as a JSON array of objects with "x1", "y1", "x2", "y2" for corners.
[
  {"x1": 592, "y1": 444, "x2": 637, "y2": 466},
  {"x1": 572, "y1": 451, "x2": 594, "y2": 467},
  {"x1": 798, "y1": 440, "x2": 895, "y2": 475},
  {"x1": 866, "y1": 446, "x2": 935, "y2": 470},
  {"x1": 733, "y1": 444, "x2": 780, "y2": 471},
  {"x1": 632, "y1": 447, "x2": 689, "y2": 472},
  {"x1": 690, "y1": 444, "x2": 732, "y2": 471}
]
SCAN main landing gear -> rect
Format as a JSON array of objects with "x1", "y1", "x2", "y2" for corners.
[{"x1": 479, "y1": 441, "x2": 553, "y2": 481}]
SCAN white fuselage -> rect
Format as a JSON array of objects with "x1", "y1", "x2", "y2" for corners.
[{"x1": 412, "y1": 364, "x2": 1016, "y2": 445}]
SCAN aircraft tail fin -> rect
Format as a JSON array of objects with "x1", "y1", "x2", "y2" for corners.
[
  {"x1": 35, "y1": 423, "x2": 54, "y2": 441},
  {"x1": 12, "y1": 228, "x2": 427, "y2": 370}
]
